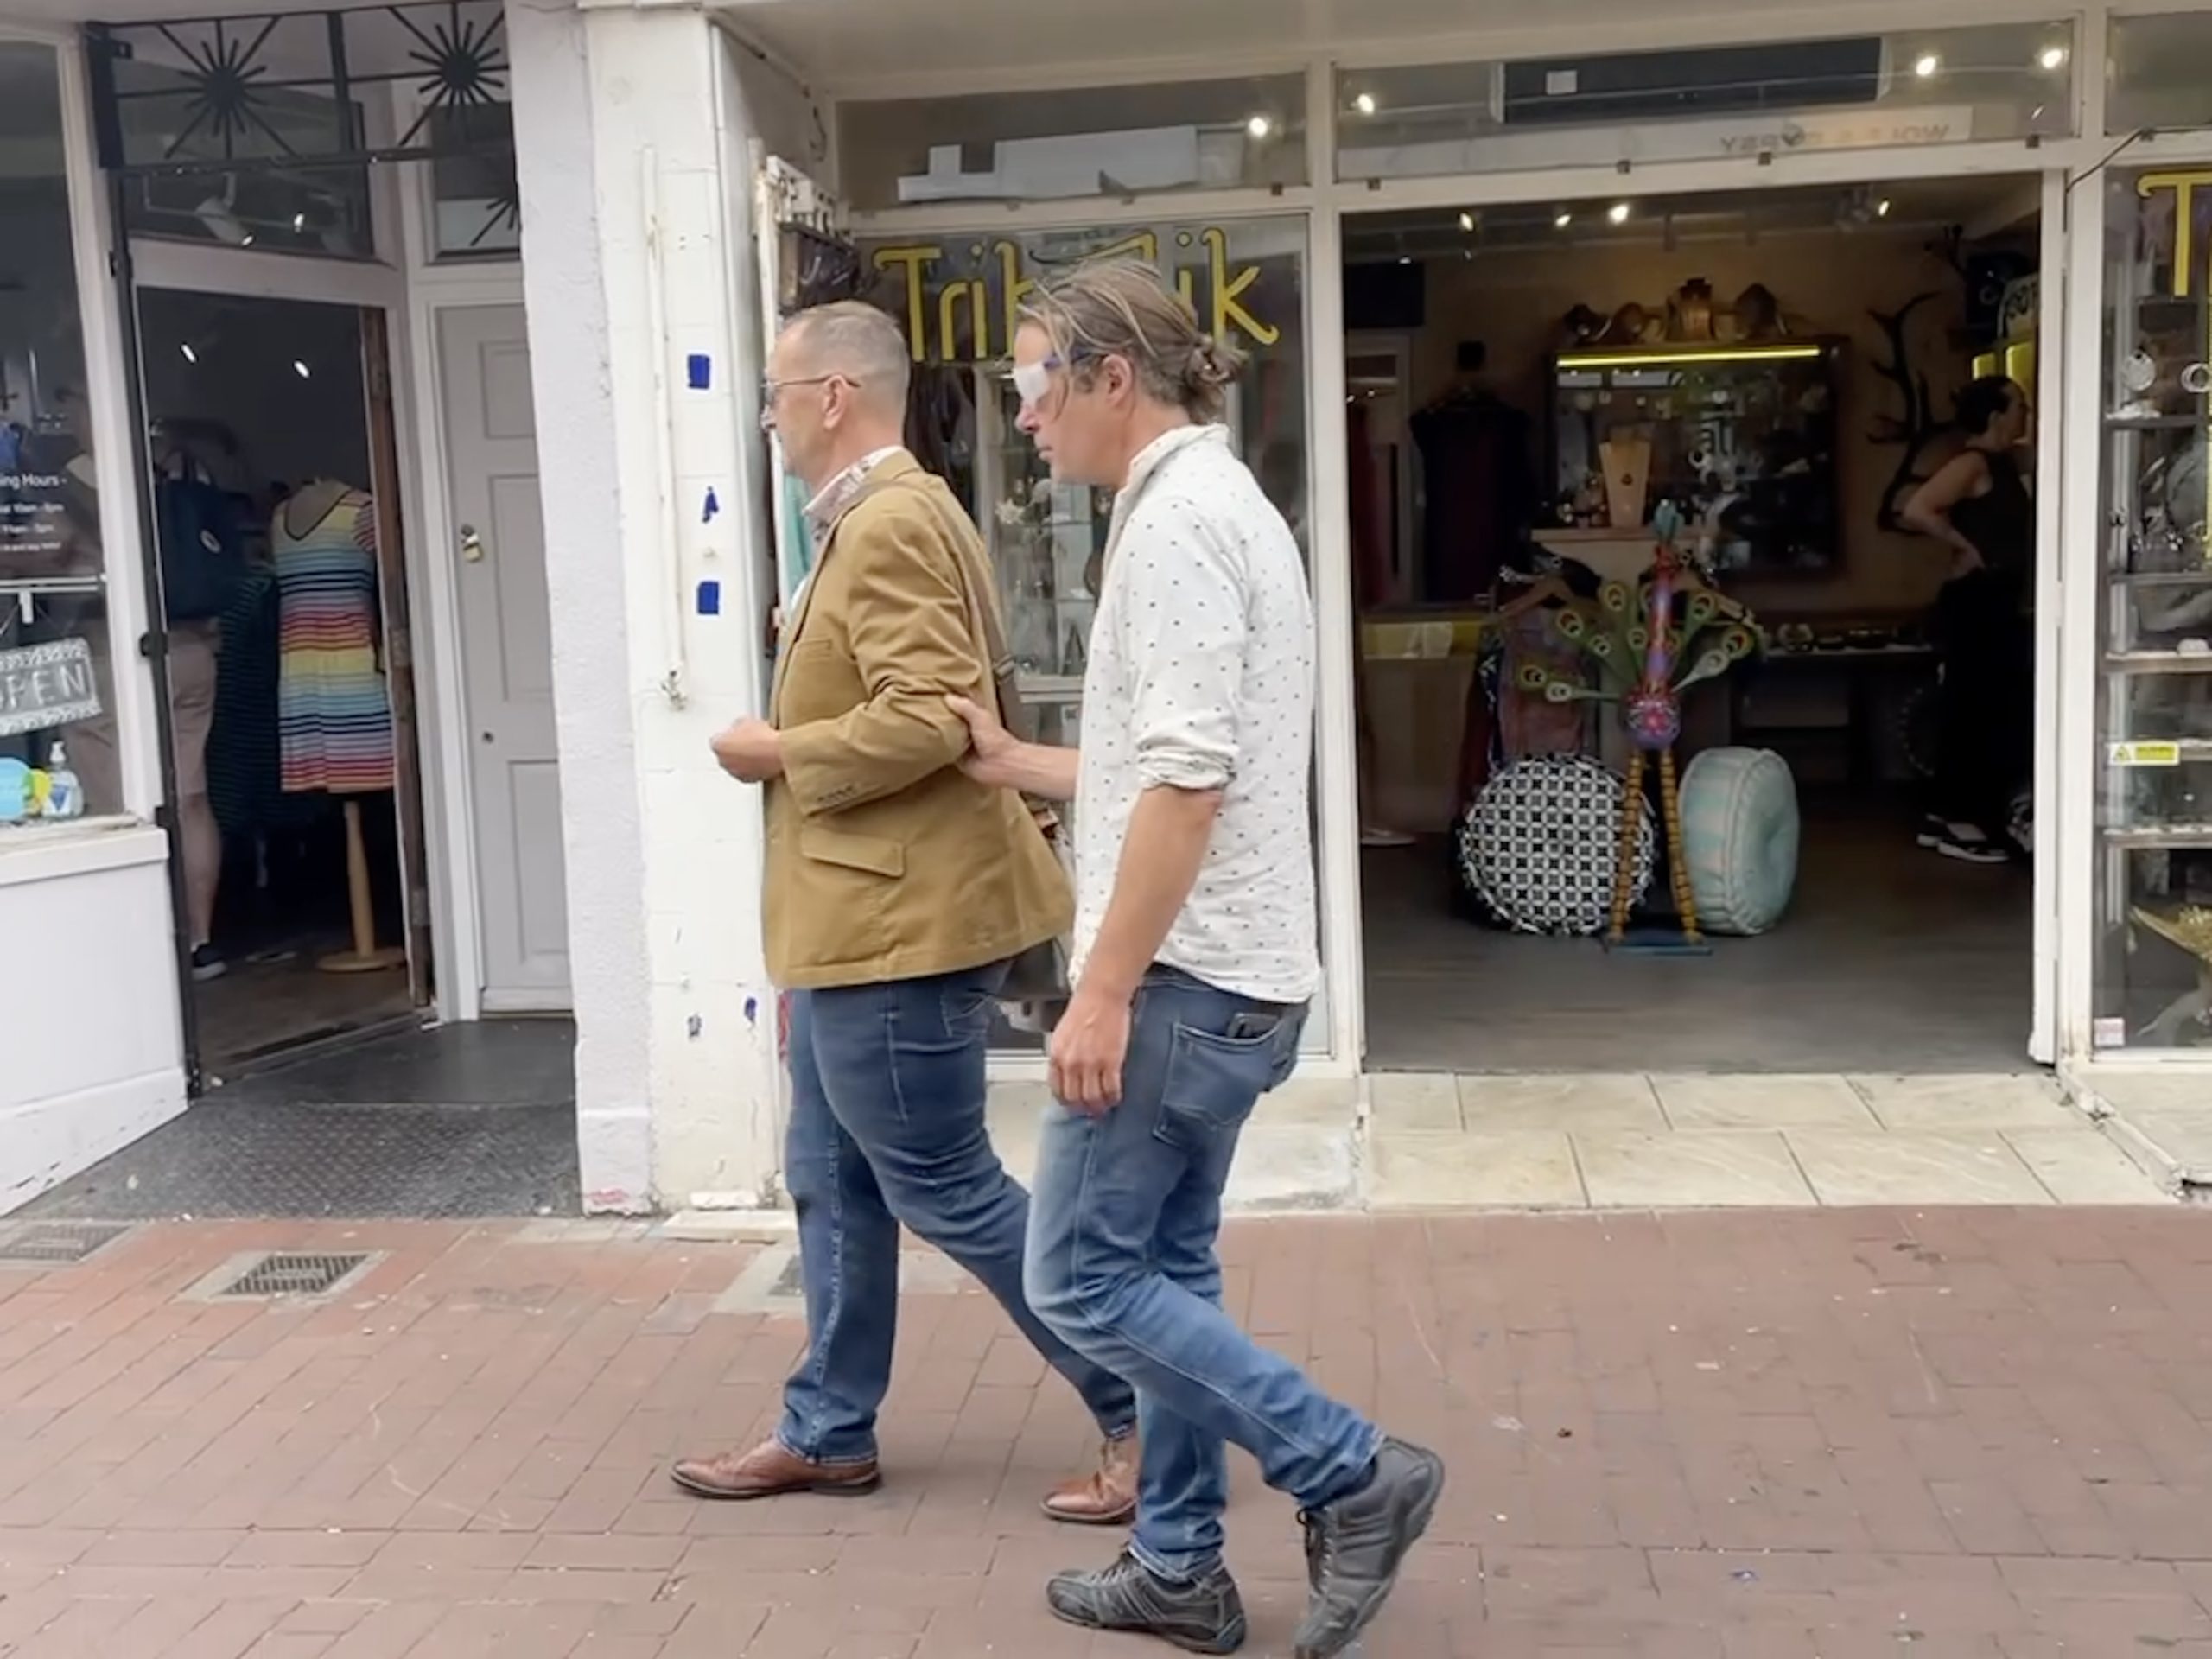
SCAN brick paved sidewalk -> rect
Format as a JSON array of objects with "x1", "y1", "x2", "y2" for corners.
[{"x1": 2, "y1": 1209, "x2": 2211, "y2": 1656}]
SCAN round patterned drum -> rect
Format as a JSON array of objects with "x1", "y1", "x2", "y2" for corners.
[{"x1": 1456, "y1": 754, "x2": 1656, "y2": 936}]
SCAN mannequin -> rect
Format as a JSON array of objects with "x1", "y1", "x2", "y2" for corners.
[{"x1": 274, "y1": 476, "x2": 401, "y2": 974}]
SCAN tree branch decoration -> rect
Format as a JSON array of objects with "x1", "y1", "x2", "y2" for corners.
[
  {"x1": 1869, "y1": 223, "x2": 1982, "y2": 534},
  {"x1": 1867, "y1": 290, "x2": 1947, "y2": 535}
]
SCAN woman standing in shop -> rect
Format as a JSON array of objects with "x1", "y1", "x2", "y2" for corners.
[{"x1": 1903, "y1": 375, "x2": 2034, "y2": 866}]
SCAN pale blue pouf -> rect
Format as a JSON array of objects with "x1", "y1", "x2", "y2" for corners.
[{"x1": 1678, "y1": 747, "x2": 1799, "y2": 937}]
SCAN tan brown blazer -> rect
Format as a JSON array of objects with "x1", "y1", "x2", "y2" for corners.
[{"x1": 762, "y1": 453, "x2": 1072, "y2": 990}]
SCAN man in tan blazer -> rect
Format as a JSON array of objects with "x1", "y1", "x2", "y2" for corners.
[{"x1": 674, "y1": 302, "x2": 1138, "y2": 1521}]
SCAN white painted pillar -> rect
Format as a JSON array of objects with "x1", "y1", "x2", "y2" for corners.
[{"x1": 510, "y1": 0, "x2": 782, "y2": 1212}]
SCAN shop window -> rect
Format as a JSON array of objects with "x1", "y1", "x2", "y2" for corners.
[
  {"x1": 126, "y1": 162, "x2": 375, "y2": 261},
  {"x1": 425, "y1": 103, "x2": 518, "y2": 261},
  {"x1": 2108, "y1": 12, "x2": 2212, "y2": 136},
  {"x1": 2093, "y1": 167, "x2": 2212, "y2": 1054},
  {"x1": 1336, "y1": 22, "x2": 2075, "y2": 181},
  {"x1": 836, "y1": 76, "x2": 1308, "y2": 213},
  {"x1": 99, "y1": 25, "x2": 375, "y2": 259},
  {"x1": 0, "y1": 43, "x2": 125, "y2": 823},
  {"x1": 855, "y1": 215, "x2": 1312, "y2": 1046}
]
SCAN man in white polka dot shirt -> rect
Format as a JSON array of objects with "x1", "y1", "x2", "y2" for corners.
[{"x1": 951, "y1": 260, "x2": 1442, "y2": 1659}]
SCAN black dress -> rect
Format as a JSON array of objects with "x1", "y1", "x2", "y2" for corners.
[{"x1": 1931, "y1": 450, "x2": 2033, "y2": 834}]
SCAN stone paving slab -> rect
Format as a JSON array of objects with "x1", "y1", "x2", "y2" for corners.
[{"x1": 3, "y1": 1210, "x2": 2212, "y2": 1654}]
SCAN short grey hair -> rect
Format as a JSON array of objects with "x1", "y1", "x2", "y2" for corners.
[{"x1": 784, "y1": 301, "x2": 912, "y2": 413}]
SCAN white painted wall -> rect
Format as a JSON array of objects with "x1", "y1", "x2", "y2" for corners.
[
  {"x1": 511, "y1": 0, "x2": 780, "y2": 1211},
  {"x1": 0, "y1": 830, "x2": 187, "y2": 1213}
]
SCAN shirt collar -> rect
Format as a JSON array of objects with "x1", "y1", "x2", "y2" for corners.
[
  {"x1": 804, "y1": 446, "x2": 905, "y2": 538},
  {"x1": 1104, "y1": 424, "x2": 1228, "y2": 558},
  {"x1": 1121, "y1": 423, "x2": 1226, "y2": 503}
]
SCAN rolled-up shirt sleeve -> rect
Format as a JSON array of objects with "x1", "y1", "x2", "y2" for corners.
[{"x1": 1115, "y1": 501, "x2": 1248, "y2": 794}]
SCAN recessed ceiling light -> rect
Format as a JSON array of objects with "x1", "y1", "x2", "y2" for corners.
[
  {"x1": 1877, "y1": 197, "x2": 1892, "y2": 217},
  {"x1": 1608, "y1": 201, "x2": 1631, "y2": 225},
  {"x1": 1246, "y1": 113, "x2": 1273, "y2": 139},
  {"x1": 292, "y1": 212, "x2": 306, "y2": 232},
  {"x1": 2038, "y1": 43, "x2": 2068, "y2": 70},
  {"x1": 1398, "y1": 255, "x2": 1413, "y2": 265},
  {"x1": 292, "y1": 359, "x2": 311, "y2": 379},
  {"x1": 179, "y1": 343, "x2": 197, "y2": 364},
  {"x1": 1459, "y1": 211, "x2": 1475, "y2": 232},
  {"x1": 1353, "y1": 92, "x2": 1377, "y2": 117},
  {"x1": 1913, "y1": 52, "x2": 1942, "y2": 78},
  {"x1": 1554, "y1": 211, "x2": 1573, "y2": 229}
]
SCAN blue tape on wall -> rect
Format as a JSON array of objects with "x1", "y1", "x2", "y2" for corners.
[
  {"x1": 702, "y1": 486, "x2": 720, "y2": 523},
  {"x1": 686, "y1": 353, "x2": 712, "y2": 390},
  {"x1": 696, "y1": 579, "x2": 721, "y2": 616}
]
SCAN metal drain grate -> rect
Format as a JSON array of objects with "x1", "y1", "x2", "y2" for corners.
[
  {"x1": 0, "y1": 1222, "x2": 131, "y2": 1265},
  {"x1": 219, "y1": 1253, "x2": 369, "y2": 1299}
]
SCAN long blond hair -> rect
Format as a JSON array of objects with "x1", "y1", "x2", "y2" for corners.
[{"x1": 1020, "y1": 259, "x2": 1246, "y2": 423}]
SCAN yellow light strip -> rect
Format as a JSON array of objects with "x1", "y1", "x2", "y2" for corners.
[{"x1": 1559, "y1": 345, "x2": 1826, "y2": 370}]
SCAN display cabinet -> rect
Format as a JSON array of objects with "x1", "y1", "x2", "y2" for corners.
[
  {"x1": 2094, "y1": 168, "x2": 2212, "y2": 1052},
  {"x1": 1547, "y1": 338, "x2": 1843, "y2": 577}
]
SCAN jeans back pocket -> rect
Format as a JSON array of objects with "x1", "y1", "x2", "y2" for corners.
[{"x1": 1154, "y1": 1009, "x2": 1301, "y2": 1155}]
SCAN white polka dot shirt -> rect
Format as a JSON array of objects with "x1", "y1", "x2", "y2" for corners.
[{"x1": 1071, "y1": 424, "x2": 1320, "y2": 1006}]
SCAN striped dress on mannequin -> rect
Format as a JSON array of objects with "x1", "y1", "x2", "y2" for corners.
[{"x1": 276, "y1": 485, "x2": 396, "y2": 796}]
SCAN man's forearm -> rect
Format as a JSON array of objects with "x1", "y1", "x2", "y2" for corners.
[
  {"x1": 1079, "y1": 785, "x2": 1219, "y2": 1001},
  {"x1": 995, "y1": 739, "x2": 1082, "y2": 804}
]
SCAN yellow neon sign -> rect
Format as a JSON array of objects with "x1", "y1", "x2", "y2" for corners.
[{"x1": 870, "y1": 227, "x2": 1281, "y2": 365}]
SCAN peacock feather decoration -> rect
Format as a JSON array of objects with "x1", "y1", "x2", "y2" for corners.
[{"x1": 1514, "y1": 503, "x2": 1764, "y2": 944}]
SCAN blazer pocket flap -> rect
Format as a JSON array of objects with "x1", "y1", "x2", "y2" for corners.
[{"x1": 799, "y1": 826, "x2": 905, "y2": 879}]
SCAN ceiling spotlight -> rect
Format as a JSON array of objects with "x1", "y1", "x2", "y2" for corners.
[
  {"x1": 292, "y1": 359, "x2": 311, "y2": 379},
  {"x1": 2038, "y1": 43, "x2": 2068, "y2": 70},
  {"x1": 1554, "y1": 211, "x2": 1573, "y2": 229},
  {"x1": 1913, "y1": 52, "x2": 1942, "y2": 79},
  {"x1": 291, "y1": 212, "x2": 307, "y2": 232},
  {"x1": 1877, "y1": 197, "x2": 1892, "y2": 217},
  {"x1": 1459, "y1": 211, "x2": 1476, "y2": 232},
  {"x1": 1608, "y1": 201, "x2": 1631, "y2": 225},
  {"x1": 1246, "y1": 113, "x2": 1273, "y2": 139},
  {"x1": 1397, "y1": 255, "x2": 1413, "y2": 265},
  {"x1": 179, "y1": 343, "x2": 197, "y2": 364},
  {"x1": 1352, "y1": 92, "x2": 1376, "y2": 117}
]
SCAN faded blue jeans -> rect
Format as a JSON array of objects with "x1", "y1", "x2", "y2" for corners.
[
  {"x1": 1024, "y1": 966, "x2": 1382, "y2": 1580},
  {"x1": 776, "y1": 958, "x2": 1138, "y2": 1464}
]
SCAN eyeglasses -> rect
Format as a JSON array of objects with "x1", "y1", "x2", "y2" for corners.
[{"x1": 760, "y1": 372, "x2": 857, "y2": 432}]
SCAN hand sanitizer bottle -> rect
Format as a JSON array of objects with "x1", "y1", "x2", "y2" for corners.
[{"x1": 45, "y1": 741, "x2": 82, "y2": 820}]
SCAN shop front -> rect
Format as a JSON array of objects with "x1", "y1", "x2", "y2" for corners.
[
  {"x1": 11, "y1": 0, "x2": 2212, "y2": 1219},
  {"x1": 717, "y1": 0, "x2": 2212, "y2": 1180},
  {"x1": 0, "y1": 0, "x2": 570, "y2": 1214}
]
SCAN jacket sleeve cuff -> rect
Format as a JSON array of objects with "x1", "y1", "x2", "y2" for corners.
[{"x1": 779, "y1": 719, "x2": 865, "y2": 816}]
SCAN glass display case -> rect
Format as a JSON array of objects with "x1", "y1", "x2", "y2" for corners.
[
  {"x1": 2094, "y1": 167, "x2": 2212, "y2": 1052},
  {"x1": 1547, "y1": 339, "x2": 1843, "y2": 576}
]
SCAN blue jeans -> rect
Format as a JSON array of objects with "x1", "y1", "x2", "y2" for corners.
[
  {"x1": 1024, "y1": 967, "x2": 1382, "y2": 1580},
  {"x1": 776, "y1": 958, "x2": 1138, "y2": 1464}
]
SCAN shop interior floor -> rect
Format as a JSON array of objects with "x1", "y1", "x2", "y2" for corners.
[{"x1": 1360, "y1": 801, "x2": 2035, "y2": 1075}]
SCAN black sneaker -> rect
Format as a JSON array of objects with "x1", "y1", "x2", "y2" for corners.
[
  {"x1": 1293, "y1": 1438, "x2": 1446, "y2": 1659},
  {"x1": 190, "y1": 944, "x2": 227, "y2": 982},
  {"x1": 1046, "y1": 1549, "x2": 1247, "y2": 1654}
]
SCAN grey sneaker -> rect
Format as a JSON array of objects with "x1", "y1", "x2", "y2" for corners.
[
  {"x1": 1046, "y1": 1549, "x2": 1247, "y2": 1654},
  {"x1": 1293, "y1": 1438, "x2": 1446, "y2": 1659}
]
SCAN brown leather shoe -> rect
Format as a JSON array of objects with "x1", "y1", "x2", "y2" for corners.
[
  {"x1": 671, "y1": 1438, "x2": 880, "y2": 1501},
  {"x1": 1042, "y1": 1431, "x2": 1139, "y2": 1526}
]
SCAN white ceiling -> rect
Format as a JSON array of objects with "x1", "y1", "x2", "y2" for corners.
[{"x1": 719, "y1": 0, "x2": 1861, "y2": 92}]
